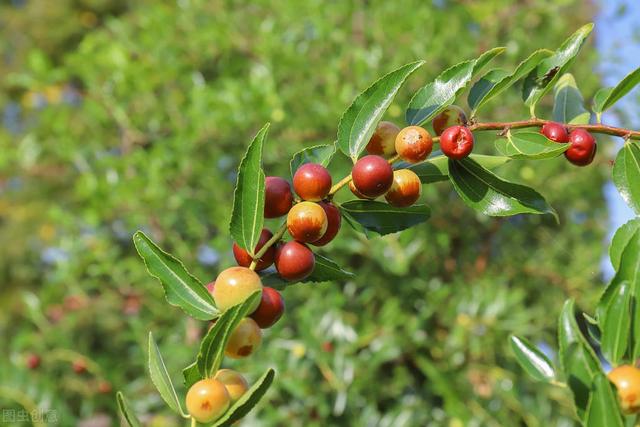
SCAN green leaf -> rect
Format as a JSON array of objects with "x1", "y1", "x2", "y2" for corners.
[
  {"x1": 592, "y1": 87, "x2": 613, "y2": 115},
  {"x1": 197, "y1": 292, "x2": 262, "y2": 378},
  {"x1": 584, "y1": 374, "x2": 625, "y2": 427},
  {"x1": 290, "y1": 144, "x2": 337, "y2": 178},
  {"x1": 613, "y1": 143, "x2": 640, "y2": 215},
  {"x1": 340, "y1": 200, "x2": 431, "y2": 236},
  {"x1": 182, "y1": 362, "x2": 200, "y2": 389},
  {"x1": 552, "y1": 74, "x2": 590, "y2": 125},
  {"x1": 592, "y1": 66, "x2": 640, "y2": 113},
  {"x1": 400, "y1": 154, "x2": 511, "y2": 184},
  {"x1": 558, "y1": 299, "x2": 601, "y2": 419},
  {"x1": 148, "y1": 333, "x2": 187, "y2": 416},
  {"x1": 600, "y1": 281, "x2": 632, "y2": 365},
  {"x1": 495, "y1": 131, "x2": 569, "y2": 159},
  {"x1": 406, "y1": 48, "x2": 504, "y2": 126},
  {"x1": 261, "y1": 253, "x2": 354, "y2": 289},
  {"x1": 509, "y1": 335, "x2": 556, "y2": 382},
  {"x1": 448, "y1": 157, "x2": 557, "y2": 219},
  {"x1": 133, "y1": 231, "x2": 218, "y2": 321},
  {"x1": 116, "y1": 392, "x2": 142, "y2": 427},
  {"x1": 469, "y1": 49, "x2": 552, "y2": 114},
  {"x1": 609, "y1": 219, "x2": 640, "y2": 271},
  {"x1": 523, "y1": 23, "x2": 594, "y2": 113},
  {"x1": 211, "y1": 368, "x2": 275, "y2": 427},
  {"x1": 468, "y1": 68, "x2": 510, "y2": 112},
  {"x1": 229, "y1": 123, "x2": 269, "y2": 255},
  {"x1": 337, "y1": 61, "x2": 425, "y2": 161}
]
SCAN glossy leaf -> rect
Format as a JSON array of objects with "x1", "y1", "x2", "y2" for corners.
[
  {"x1": 211, "y1": 368, "x2": 275, "y2": 427},
  {"x1": 613, "y1": 143, "x2": 640, "y2": 215},
  {"x1": 116, "y1": 392, "x2": 142, "y2": 427},
  {"x1": 552, "y1": 73, "x2": 590, "y2": 125},
  {"x1": 196, "y1": 292, "x2": 262, "y2": 378},
  {"x1": 290, "y1": 143, "x2": 337, "y2": 178},
  {"x1": 337, "y1": 61, "x2": 425, "y2": 161},
  {"x1": 448, "y1": 157, "x2": 557, "y2": 218},
  {"x1": 133, "y1": 231, "x2": 218, "y2": 321},
  {"x1": 609, "y1": 219, "x2": 640, "y2": 271},
  {"x1": 401, "y1": 154, "x2": 511, "y2": 183},
  {"x1": 584, "y1": 374, "x2": 625, "y2": 427},
  {"x1": 558, "y1": 299, "x2": 601, "y2": 419},
  {"x1": 182, "y1": 362, "x2": 200, "y2": 389},
  {"x1": 600, "y1": 281, "x2": 631, "y2": 365},
  {"x1": 262, "y1": 253, "x2": 354, "y2": 289},
  {"x1": 340, "y1": 200, "x2": 431, "y2": 236},
  {"x1": 522, "y1": 23, "x2": 593, "y2": 112},
  {"x1": 229, "y1": 123, "x2": 269, "y2": 255},
  {"x1": 468, "y1": 68, "x2": 510, "y2": 112},
  {"x1": 509, "y1": 335, "x2": 556, "y2": 382},
  {"x1": 592, "y1": 66, "x2": 640, "y2": 113},
  {"x1": 495, "y1": 131, "x2": 569, "y2": 159},
  {"x1": 469, "y1": 49, "x2": 552, "y2": 114},
  {"x1": 148, "y1": 332, "x2": 186, "y2": 416},
  {"x1": 406, "y1": 48, "x2": 504, "y2": 125}
]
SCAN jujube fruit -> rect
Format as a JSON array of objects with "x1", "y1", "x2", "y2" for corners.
[
  {"x1": 26, "y1": 354, "x2": 41, "y2": 370},
  {"x1": 264, "y1": 176, "x2": 293, "y2": 218},
  {"x1": 395, "y1": 126, "x2": 433, "y2": 163},
  {"x1": 432, "y1": 105, "x2": 467, "y2": 136},
  {"x1": 384, "y1": 169, "x2": 422, "y2": 207},
  {"x1": 293, "y1": 163, "x2": 332, "y2": 201},
  {"x1": 366, "y1": 121, "x2": 400, "y2": 156},
  {"x1": 275, "y1": 241, "x2": 315, "y2": 281},
  {"x1": 286, "y1": 201, "x2": 328, "y2": 243},
  {"x1": 232, "y1": 228, "x2": 275, "y2": 271},
  {"x1": 541, "y1": 121, "x2": 569, "y2": 143},
  {"x1": 351, "y1": 155, "x2": 394, "y2": 198},
  {"x1": 312, "y1": 201, "x2": 341, "y2": 246},
  {"x1": 608, "y1": 365, "x2": 640, "y2": 414},
  {"x1": 186, "y1": 378, "x2": 231, "y2": 423},
  {"x1": 349, "y1": 180, "x2": 374, "y2": 200},
  {"x1": 225, "y1": 317, "x2": 262, "y2": 359},
  {"x1": 212, "y1": 266, "x2": 262, "y2": 312},
  {"x1": 565, "y1": 129, "x2": 596, "y2": 166},
  {"x1": 214, "y1": 369, "x2": 249, "y2": 403},
  {"x1": 440, "y1": 125, "x2": 474, "y2": 159},
  {"x1": 250, "y1": 286, "x2": 285, "y2": 328}
]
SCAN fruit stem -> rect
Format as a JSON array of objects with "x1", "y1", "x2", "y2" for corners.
[{"x1": 249, "y1": 221, "x2": 287, "y2": 270}]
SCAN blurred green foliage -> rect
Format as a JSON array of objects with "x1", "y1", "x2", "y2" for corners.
[{"x1": 0, "y1": 0, "x2": 610, "y2": 425}]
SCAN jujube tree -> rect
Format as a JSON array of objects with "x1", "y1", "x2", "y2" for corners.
[{"x1": 119, "y1": 23, "x2": 640, "y2": 426}]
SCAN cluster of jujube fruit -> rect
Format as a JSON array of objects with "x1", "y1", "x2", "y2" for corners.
[{"x1": 540, "y1": 121, "x2": 597, "y2": 166}]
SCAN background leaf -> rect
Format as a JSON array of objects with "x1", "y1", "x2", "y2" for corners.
[
  {"x1": 584, "y1": 374, "x2": 625, "y2": 427},
  {"x1": 212, "y1": 368, "x2": 275, "y2": 427},
  {"x1": 337, "y1": 61, "x2": 424, "y2": 161},
  {"x1": 448, "y1": 157, "x2": 557, "y2": 218},
  {"x1": 340, "y1": 200, "x2": 431, "y2": 236},
  {"x1": 592, "y1": 66, "x2": 640, "y2": 113},
  {"x1": 406, "y1": 48, "x2": 504, "y2": 126},
  {"x1": 148, "y1": 332, "x2": 186, "y2": 416},
  {"x1": 613, "y1": 143, "x2": 640, "y2": 215},
  {"x1": 133, "y1": 231, "x2": 218, "y2": 321},
  {"x1": 229, "y1": 123, "x2": 270, "y2": 255},
  {"x1": 522, "y1": 23, "x2": 594, "y2": 112},
  {"x1": 509, "y1": 335, "x2": 556, "y2": 382},
  {"x1": 495, "y1": 131, "x2": 569, "y2": 159},
  {"x1": 290, "y1": 144, "x2": 337, "y2": 178},
  {"x1": 196, "y1": 292, "x2": 262, "y2": 378},
  {"x1": 116, "y1": 392, "x2": 143, "y2": 427},
  {"x1": 558, "y1": 299, "x2": 601, "y2": 420},
  {"x1": 552, "y1": 73, "x2": 590, "y2": 124},
  {"x1": 469, "y1": 49, "x2": 552, "y2": 114}
]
